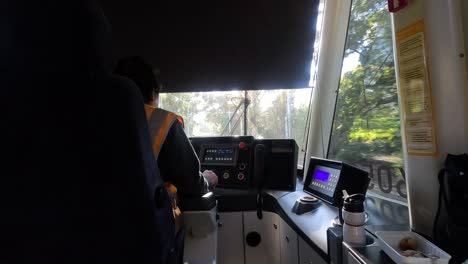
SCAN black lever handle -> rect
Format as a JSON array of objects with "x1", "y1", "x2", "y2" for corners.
[
  {"x1": 254, "y1": 144, "x2": 266, "y2": 220},
  {"x1": 256, "y1": 193, "x2": 263, "y2": 219}
]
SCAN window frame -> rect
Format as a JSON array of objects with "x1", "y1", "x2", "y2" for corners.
[
  {"x1": 304, "y1": 0, "x2": 353, "y2": 175},
  {"x1": 323, "y1": 0, "x2": 407, "y2": 203}
]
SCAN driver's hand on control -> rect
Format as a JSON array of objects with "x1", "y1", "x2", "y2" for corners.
[{"x1": 202, "y1": 170, "x2": 218, "y2": 190}]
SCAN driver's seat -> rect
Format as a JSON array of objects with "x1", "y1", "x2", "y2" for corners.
[{"x1": 0, "y1": 1, "x2": 175, "y2": 263}]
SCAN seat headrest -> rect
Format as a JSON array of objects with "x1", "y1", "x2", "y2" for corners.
[{"x1": 1, "y1": 0, "x2": 111, "y2": 73}]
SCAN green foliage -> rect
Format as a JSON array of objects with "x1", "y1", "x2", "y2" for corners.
[
  {"x1": 328, "y1": 0, "x2": 403, "y2": 167},
  {"x1": 349, "y1": 127, "x2": 398, "y2": 142},
  {"x1": 159, "y1": 93, "x2": 205, "y2": 135},
  {"x1": 203, "y1": 92, "x2": 244, "y2": 135},
  {"x1": 160, "y1": 89, "x2": 310, "y2": 153}
]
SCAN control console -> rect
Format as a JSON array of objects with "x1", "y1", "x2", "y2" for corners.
[
  {"x1": 191, "y1": 137, "x2": 298, "y2": 190},
  {"x1": 191, "y1": 136, "x2": 255, "y2": 188}
]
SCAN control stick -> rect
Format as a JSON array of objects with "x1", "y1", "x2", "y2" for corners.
[{"x1": 254, "y1": 144, "x2": 266, "y2": 219}]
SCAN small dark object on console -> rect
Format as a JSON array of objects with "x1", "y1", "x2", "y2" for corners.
[{"x1": 292, "y1": 196, "x2": 321, "y2": 215}]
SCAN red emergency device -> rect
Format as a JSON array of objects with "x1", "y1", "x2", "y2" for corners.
[{"x1": 388, "y1": 0, "x2": 408, "y2": 13}]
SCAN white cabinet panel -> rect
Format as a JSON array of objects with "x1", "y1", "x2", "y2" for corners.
[
  {"x1": 279, "y1": 218, "x2": 299, "y2": 264},
  {"x1": 243, "y1": 211, "x2": 281, "y2": 264},
  {"x1": 218, "y1": 211, "x2": 325, "y2": 264},
  {"x1": 218, "y1": 212, "x2": 245, "y2": 264},
  {"x1": 298, "y1": 236, "x2": 326, "y2": 264}
]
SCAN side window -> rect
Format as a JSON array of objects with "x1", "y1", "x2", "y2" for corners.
[{"x1": 328, "y1": 0, "x2": 407, "y2": 202}]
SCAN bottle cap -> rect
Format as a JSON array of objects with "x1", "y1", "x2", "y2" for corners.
[{"x1": 343, "y1": 193, "x2": 365, "y2": 213}]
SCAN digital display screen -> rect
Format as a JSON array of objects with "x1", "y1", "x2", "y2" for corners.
[
  {"x1": 202, "y1": 147, "x2": 236, "y2": 165},
  {"x1": 307, "y1": 165, "x2": 341, "y2": 198},
  {"x1": 314, "y1": 169, "x2": 330, "y2": 182}
]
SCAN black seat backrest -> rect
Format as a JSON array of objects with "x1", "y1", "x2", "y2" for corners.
[{"x1": 0, "y1": 1, "x2": 174, "y2": 263}]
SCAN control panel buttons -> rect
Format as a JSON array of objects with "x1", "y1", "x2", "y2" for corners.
[
  {"x1": 311, "y1": 171, "x2": 340, "y2": 194},
  {"x1": 237, "y1": 173, "x2": 245, "y2": 181},
  {"x1": 238, "y1": 142, "x2": 248, "y2": 150},
  {"x1": 223, "y1": 172, "x2": 230, "y2": 179},
  {"x1": 239, "y1": 163, "x2": 246, "y2": 170}
]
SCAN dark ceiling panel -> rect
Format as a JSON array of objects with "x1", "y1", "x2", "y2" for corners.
[{"x1": 100, "y1": 0, "x2": 319, "y2": 92}]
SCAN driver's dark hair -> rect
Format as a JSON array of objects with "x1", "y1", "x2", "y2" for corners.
[{"x1": 114, "y1": 56, "x2": 162, "y2": 104}]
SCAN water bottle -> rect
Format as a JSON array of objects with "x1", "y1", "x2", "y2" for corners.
[{"x1": 342, "y1": 193, "x2": 366, "y2": 246}]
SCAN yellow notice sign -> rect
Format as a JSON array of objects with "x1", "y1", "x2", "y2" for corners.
[{"x1": 396, "y1": 21, "x2": 437, "y2": 156}]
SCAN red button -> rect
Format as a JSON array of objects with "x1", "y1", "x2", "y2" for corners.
[{"x1": 239, "y1": 142, "x2": 248, "y2": 150}]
